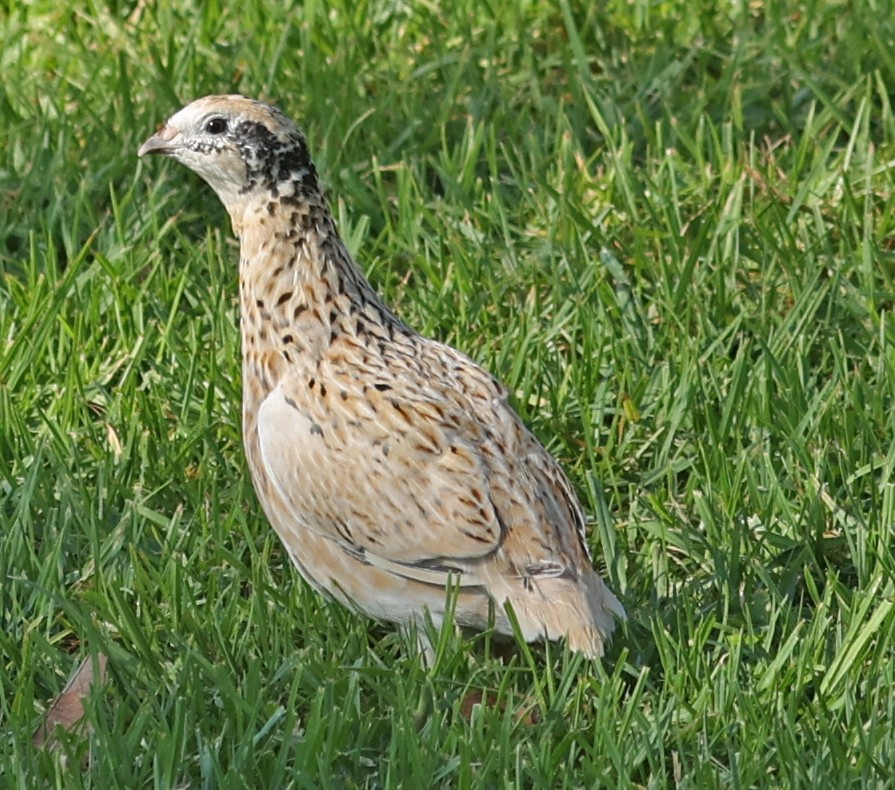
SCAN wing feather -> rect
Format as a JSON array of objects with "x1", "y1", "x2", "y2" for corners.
[
  {"x1": 256, "y1": 376, "x2": 507, "y2": 566},
  {"x1": 255, "y1": 340, "x2": 595, "y2": 591}
]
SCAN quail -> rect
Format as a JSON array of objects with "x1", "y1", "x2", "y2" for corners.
[{"x1": 139, "y1": 95, "x2": 625, "y2": 660}]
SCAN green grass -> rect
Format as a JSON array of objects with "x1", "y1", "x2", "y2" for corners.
[{"x1": 2, "y1": 0, "x2": 895, "y2": 785}]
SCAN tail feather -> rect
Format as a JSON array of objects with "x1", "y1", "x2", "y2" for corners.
[{"x1": 487, "y1": 567, "x2": 625, "y2": 658}]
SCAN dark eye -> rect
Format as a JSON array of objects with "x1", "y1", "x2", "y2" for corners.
[{"x1": 205, "y1": 117, "x2": 228, "y2": 135}]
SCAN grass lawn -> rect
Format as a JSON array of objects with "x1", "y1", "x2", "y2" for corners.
[{"x1": 2, "y1": 0, "x2": 895, "y2": 785}]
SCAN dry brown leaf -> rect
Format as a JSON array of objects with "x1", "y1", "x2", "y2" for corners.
[
  {"x1": 458, "y1": 689, "x2": 541, "y2": 725},
  {"x1": 33, "y1": 653, "x2": 108, "y2": 750}
]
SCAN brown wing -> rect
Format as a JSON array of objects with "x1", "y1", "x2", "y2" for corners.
[{"x1": 256, "y1": 377, "x2": 506, "y2": 568}]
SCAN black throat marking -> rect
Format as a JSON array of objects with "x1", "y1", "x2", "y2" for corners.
[{"x1": 235, "y1": 120, "x2": 320, "y2": 196}]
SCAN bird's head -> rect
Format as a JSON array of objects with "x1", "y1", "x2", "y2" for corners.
[{"x1": 138, "y1": 95, "x2": 319, "y2": 231}]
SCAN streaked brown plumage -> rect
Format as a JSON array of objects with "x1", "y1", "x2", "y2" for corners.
[{"x1": 139, "y1": 95, "x2": 625, "y2": 659}]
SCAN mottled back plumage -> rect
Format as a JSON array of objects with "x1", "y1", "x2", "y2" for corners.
[{"x1": 139, "y1": 95, "x2": 625, "y2": 659}]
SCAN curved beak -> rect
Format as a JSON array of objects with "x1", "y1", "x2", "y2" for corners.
[{"x1": 138, "y1": 124, "x2": 180, "y2": 157}]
